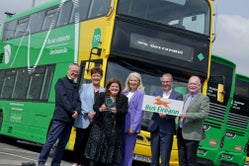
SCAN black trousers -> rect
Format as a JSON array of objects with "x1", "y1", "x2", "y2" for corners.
[
  {"x1": 73, "y1": 125, "x2": 92, "y2": 165},
  {"x1": 177, "y1": 128, "x2": 200, "y2": 166}
]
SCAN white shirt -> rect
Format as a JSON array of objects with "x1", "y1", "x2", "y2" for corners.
[
  {"x1": 163, "y1": 89, "x2": 172, "y2": 99},
  {"x1": 127, "y1": 92, "x2": 134, "y2": 101}
]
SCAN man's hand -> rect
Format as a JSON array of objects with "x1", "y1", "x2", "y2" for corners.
[
  {"x1": 72, "y1": 111, "x2": 78, "y2": 119},
  {"x1": 159, "y1": 113, "x2": 167, "y2": 118}
]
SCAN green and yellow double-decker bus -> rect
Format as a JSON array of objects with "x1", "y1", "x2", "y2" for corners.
[
  {"x1": 219, "y1": 74, "x2": 249, "y2": 166},
  {"x1": 197, "y1": 55, "x2": 236, "y2": 165},
  {"x1": 0, "y1": 0, "x2": 214, "y2": 164}
]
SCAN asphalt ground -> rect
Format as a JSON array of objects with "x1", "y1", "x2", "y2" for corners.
[
  {"x1": 0, "y1": 136, "x2": 148, "y2": 166},
  {"x1": 0, "y1": 136, "x2": 71, "y2": 166}
]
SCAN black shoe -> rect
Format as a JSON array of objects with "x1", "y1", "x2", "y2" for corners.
[{"x1": 22, "y1": 161, "x2": 36, "y2": 166}]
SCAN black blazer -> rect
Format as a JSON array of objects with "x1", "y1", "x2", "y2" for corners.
[
  {"x1": 53, "y1": 76, "x2": 81, "y2": 123},
  {"x1": 93, "y1": 92, "x2": 128, "y2": 127}
]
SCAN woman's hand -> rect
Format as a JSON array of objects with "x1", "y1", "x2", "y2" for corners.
[
  {"x1": 128, "y1": 128, "x2": 135, "y2": 135},
  {"x1": 99, "y1": 104, "x2": 107, "y2": 112},
  {"x1": 110, "y1": 107, "x2": 117, "y2": 114},
  {"x1": 88, "y1": 112, "x2": 96, "y2": 122}
]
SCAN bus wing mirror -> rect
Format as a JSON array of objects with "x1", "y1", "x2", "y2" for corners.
[{"x1": 217, "y1": 83, "x2": 224, "y2": 103}]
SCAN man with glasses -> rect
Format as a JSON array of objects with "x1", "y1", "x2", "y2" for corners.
[
  {"x1": 177, "y1": 76, "x2": 209, "y2": 166},
  {"x1": 149, "y1": 73, "x2": 183, "y2": 166}
]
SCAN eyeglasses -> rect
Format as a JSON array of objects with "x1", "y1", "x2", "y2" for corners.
[{"x1": 161, "y1": 81, "x2": 172, "y2": 83}]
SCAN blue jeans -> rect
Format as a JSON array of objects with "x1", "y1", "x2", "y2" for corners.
[{"x1": 38, "y1": 120, "x2": 72, "y2": 166}]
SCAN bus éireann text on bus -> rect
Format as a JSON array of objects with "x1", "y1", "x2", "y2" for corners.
[{"x1": 0, "y1": 0, "x2": 214, "y2": 165}]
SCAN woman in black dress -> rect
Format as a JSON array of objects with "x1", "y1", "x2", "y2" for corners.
[{"x1": 85, "y1": 78, "x2": 128, "y2": 166}]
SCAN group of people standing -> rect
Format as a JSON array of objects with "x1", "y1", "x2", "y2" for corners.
[{"x1": 37, "y1": 63, "x2": 209, "y2": 166}]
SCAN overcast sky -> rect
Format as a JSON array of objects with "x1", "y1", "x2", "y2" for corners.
[{"x1": 0, "y1": 0, "x2": 249, "y2": 76}]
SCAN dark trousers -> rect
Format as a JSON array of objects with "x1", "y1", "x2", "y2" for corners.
[
  {"x1": 73, "y1": 125, "x2": 92, "y2": 165},
  {"x1": 150, "y1": 129, "x2": 173, "y2": 166},
  {"x1": 38, "y1": 120, "x2": 72, "y2": 166},
  {"x1": 177, "y1": 128, "x2": 199, "y2": 166}
]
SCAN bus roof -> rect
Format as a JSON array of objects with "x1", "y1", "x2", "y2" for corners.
[
  {"x1": 212, "y1": 54, "x2": 236, "y2": 68},
  {"x1": 3, "y1": 0, "x2": 63, "y2": 23}
]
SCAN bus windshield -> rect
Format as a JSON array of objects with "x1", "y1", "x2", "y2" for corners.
[{"x1": 117, "y1": 0, "x2": 210, "y2": 35}]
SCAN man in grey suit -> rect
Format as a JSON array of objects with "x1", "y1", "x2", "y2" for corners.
[
  {"x1": 177, "y1": 76, "x2": 209, "y2": 166},
  {"x1": 148, "y1": 73, "x2": 183, "y2": 166}
]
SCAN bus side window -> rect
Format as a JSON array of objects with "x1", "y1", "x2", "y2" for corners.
[
  {"x1": 40, "y1": 65, "x2": 54, "y2": 100},
  {"x1": 42, "y1": 7, "x2": 58, "y2": 31},
  {"x1": 57, "y1": 1, "x2": 72, "y2": 26},
  {"x1": 70, "y1": 0, "x2": 91, "y2": 23},
  {"x1": 27, "y1": 67, "x2": 45, "y2": 100},
  {"x1": 15, "y1": 18, "x2": 29, "y2": 38},
  {"x1": 0, "y1": 70, "x2": 5, "y2": 98},
  {"x1": 26, "y1": 65, "x2": 54, "y2": 101},
  {"x1": 3, "y1": 20, "x2": 17, "y2": 41},
  {"x1": 1, "y1": 70, "x2": 16, "y2": 98},
  {"x1": 88, "y1": 0, "x2": 111, "y2": 18},
  {"x1": 12, "y1": 69, "x2": 30, "y2": 99},
  {"x1": 30, "y1": 11, "x2": 45, "y2": 34}
]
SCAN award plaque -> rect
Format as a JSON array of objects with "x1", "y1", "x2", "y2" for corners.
[{"x1": 105, "y1": 96, "x2": 116, "y2": 111}]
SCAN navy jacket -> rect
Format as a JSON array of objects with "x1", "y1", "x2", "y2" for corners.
[{"x1": 53, "y1": 76, "x2": 81, "y2": 124}]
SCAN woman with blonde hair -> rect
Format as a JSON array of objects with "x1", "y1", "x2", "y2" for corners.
[{"x1": 117, "y1": 72, "x2": 145, "y2": 166}]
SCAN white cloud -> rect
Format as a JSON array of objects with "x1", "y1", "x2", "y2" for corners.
[{"x1": 213, "y1": 14, "x2": 249, "y2": 76}]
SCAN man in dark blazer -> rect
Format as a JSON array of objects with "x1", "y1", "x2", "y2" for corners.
[
  {"x1": 148, "y1": 73, "x2": 183, "y2": 166},
  {"x1": 38, "y1": 63, "x2": 81, "y2": 166},
  {"x1": 177, "y1": 76, "x2": 209, "y2": 166}
]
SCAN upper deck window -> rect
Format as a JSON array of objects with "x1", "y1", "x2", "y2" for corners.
[
  {"x1": 87, "y1": 0, "x2": 111, "y2": 18},
  {"x1": 30, "y1": 11, "x2": 45, "y2": 33},
  {"x1": 15, "y1": 18, "x2": 29, "y2": 38},
  {"x1": 117, "y1": 0, "x2": 210, "y2": 35},
  {"x1": 57, "y1": 1, "x2": 72, "y2": 26},
  {"x1": 3, "y1": 20, "x2": 17, "y2": 40},
  {"x1": 42, "y1": 7, "x2": 58, "y2": 30}
]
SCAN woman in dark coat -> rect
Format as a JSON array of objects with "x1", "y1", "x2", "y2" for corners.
[{"x1": 85, "y1": 78, "x2": 128, "y2": 166}]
